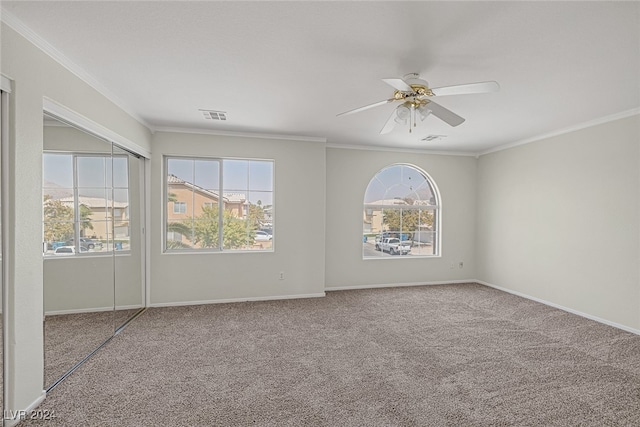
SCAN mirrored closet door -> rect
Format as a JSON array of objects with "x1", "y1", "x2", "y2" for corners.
[
  {"x1": 42, "y1": 113, "x2": 146, "y2": 389},
  {"x1": 113, "y1": 145, "x2": 145, "y2": 330}
]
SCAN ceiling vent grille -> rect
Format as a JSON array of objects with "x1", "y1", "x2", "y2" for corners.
[
  {"x1": 421, "y1": 135, "x2": 446, "y2": 142},
  {"x1": 200, "y1": 110, "x2": 227, "y2": 121}
]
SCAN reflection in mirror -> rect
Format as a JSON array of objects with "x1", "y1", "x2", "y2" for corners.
[
  {"x1": 113, "y1": 145, "x2": 145, "y2": 330},
  {"x1": 43, "y1": 114, "x2": 115, "y2": 388}
]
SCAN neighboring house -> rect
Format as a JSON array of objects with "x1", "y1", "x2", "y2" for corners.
[
  {"x1": 58, "y1": 196, "x2": 129, "y2": 239},
  {"x1": 166, "y1": 174, "x2": 247, "y2": 221}
]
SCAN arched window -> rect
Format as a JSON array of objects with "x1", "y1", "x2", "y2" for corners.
[{"x1": 363, "y1": 164, "x2": 440, "y2": 258}]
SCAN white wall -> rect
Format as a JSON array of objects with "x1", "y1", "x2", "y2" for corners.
[
  {"x1": 1, "y1": 23, "x2": 151, "y2": 414},
  {"x1": 149, "y1": 131, "x2": 326, "y2": 304},
  {"x1": 325, "y1": 147, "x2": 477, "y2": 288},
  {"x1": 476, "y1": 115, "x2": 640, "y2": 330}
]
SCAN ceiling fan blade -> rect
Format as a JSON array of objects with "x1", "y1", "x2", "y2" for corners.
[
  {"x1": 380, "y1": 107, "x2": 398, "y2": 134},
  {"x1": 426, "y1": 100, "x2": 465, "y2": 127},
  {"x1": 431, "y1": 81, "x2": 500, "y2": 96},
  {"x1": 382, "y1": 78, "x2": 413, "y2": 92},
  {"x1": 337, "y1": 99, "x2": 394, "y2": 117}
]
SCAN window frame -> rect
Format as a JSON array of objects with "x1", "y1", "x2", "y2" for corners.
[
  {"x1": 163, "y1": 155, "x2": 275, "y2": 254},
  {"x1": 42, "y1": 151, "x2": 131, "y2": 257},
  {"x1": 362, "y1": 163, "x2": 441, "y2": 260},
  {"x1": 172, "y1": 201, "x2": 187, "y2": 214}
]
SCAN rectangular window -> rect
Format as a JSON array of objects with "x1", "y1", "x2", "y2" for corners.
[
  {"x1": 173, "y1": 201, "x2": 186, "y2": 214},
  {"x1": 43, "y1": 152, "x2": 130, "y2": 256},
  {"x1": 165, "y1": 156, "x2": 274, "y2": 252}
]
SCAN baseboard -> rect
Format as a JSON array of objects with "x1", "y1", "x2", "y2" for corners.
[
  {"x1": 45, "y1": 304, "x2": 144, "y2": 316},
  {"x1": 4, "y1": 390, "x2": 46, "y2": 427},
  {"x1": 149, "y1": 292, "x2": 326, "y2": 308},
  {"x1": 325, "y1": 279, "x2": 475, "y2": 291},
  {"x1": 476, "y1": 280, "x2": 640, "y2": 336},
  {"x1": 45, "y1": 306, "x2": 113, "y2": 316}
]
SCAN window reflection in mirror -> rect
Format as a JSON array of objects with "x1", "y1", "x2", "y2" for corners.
[
  {"x1": 42, "y1": 114, "x2": 116, "y2": 388},
  {"x1": 42, "y1": 113, "x2": 146, "y2": 389}
]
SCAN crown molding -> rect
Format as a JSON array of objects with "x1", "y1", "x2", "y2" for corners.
[
  {"x1": 478, "y1": 108, "x2": 640, "y2": 157},
  {"x1": 1, "y1": 9, "x2": 152, "y2": 130},
  {"x1": 153, "y1": 126, "x2": 327, "y2": 143},
  {"x1": 325, "y1": 142, "x2": 477, "y2": 157}
]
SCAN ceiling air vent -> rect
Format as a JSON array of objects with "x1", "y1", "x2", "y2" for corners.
[
  {"x1": 200, "y1": 109, "x2": 227, "y2": 121},
  {"x1": 421, "y1": 135, "x2": 446, "y2": 142}
]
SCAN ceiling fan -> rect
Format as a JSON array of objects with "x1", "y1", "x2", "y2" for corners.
[{"x1": 337, "y1": 73, "x2": 499, "y2": 134}]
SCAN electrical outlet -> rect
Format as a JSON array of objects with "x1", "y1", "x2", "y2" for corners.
[
  {"x1": 279, "y1": 271, "x2": 285, "y2": 280},
  {"x1": 459, "y1": 261, "x2": 464, "y2": 269}
]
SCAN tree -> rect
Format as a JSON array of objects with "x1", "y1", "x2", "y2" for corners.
[
  {"x1": 247, "y1": 203, "x2": 266, "y2": 230},
  {"x1": 191, "y1": 205, "x2": 255, "y2": 250},
  {"x1": 166, "y1": 221, "x2": 193, "y2": 249},
  {"x1": 221, "y1": 210, "x2": 252, "y2": 249},
  {"x1": 382, "y1": 197, "x2": 434, "y2": 237},
  {"x1": 192, "y1": 205, "x2": 220, "y2": 248},
  {"x1": 79, "y1": 204, "x2": 94, "y2": 236},
  {"x1": 43, "y1": 196, "x2": 74, "y2": 242}
]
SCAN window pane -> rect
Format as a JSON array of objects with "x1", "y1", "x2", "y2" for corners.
[
  {"x1": 248, "y1": 192, "x2": 272, "y2": 230},
  {"x1": 77, "y1": 156, "x2": 107, "y2": 188},
  {"x1": 223, "y1": 159, "x2": 248, "y2": 191},
  {"x1": 194, "y1": 159, "x2": 219, "y2": 192},
  {"x1": 112, "y1": 156, "x2": 129, "y2": 188},
  {"x1": 249, "y1": 161, "x2": 273, "y2": 192},
  {"x1": 43, "y1": 221, "x2": 75, "y2": 256},
  {"x1": 375, "y1": 165, "x2": 401, "y2": 188},
  {"x1": 364, "y1": 179, "x2": 386, "y2": 204},
  {"x1": 43, "y1": 153, "x2": 73, "y2": 188},
  {"x1": 222, "y1": 211, "x2": 250, "y2": 250},
  {"x1": 222, "y1": 191, "x2": 247, "y2": 219},
  {"x1": 114, "y1": 221, "x2": 130, "y2": 251},
  {"x1": 167, "y1": 158, "x2": 194, "y2": 183},
  {"x1": 113, "y1": 188, "x2": 129, "y2": 219},
  {"x1": 192, "y1": 217, "x2": 219, "y2": 249},
  {"x1": 167, "y1": 219, "x2": 195, "y2": 249}
]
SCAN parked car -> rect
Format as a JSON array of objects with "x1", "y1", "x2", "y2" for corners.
[
  {"x1": 65, "y1": 237, "x2": 102, "y2": 250},
  {"x1": 374, "y1": 233, "x2": 393, "y2": 250},
  {"x1": 380, "y1": 238, "x2": 411, "y2": 255},
  {"x1": 255, "y1": 230, "x2": 272, "y2": 241},
  {"x1": 54, "y1": 245, "x2": 88, "y2": 255},
  {"x1": 50, "y1": 241, "x2": 67, "y2": 250}
]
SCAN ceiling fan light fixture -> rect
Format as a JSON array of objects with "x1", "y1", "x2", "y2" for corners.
[
  {"x1": 417, "y1": 105, "x2": 431, "y2": 121},
  {"x1": 394, "y1": 104, "x2": 410, "y2": 124}
]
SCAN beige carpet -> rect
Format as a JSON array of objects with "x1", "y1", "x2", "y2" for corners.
[
  {"x1": 20, "y1": 283, "x2": 640, "y2": 426},
  {"x1": 44, "y1": 311, "x2": 114, "y2": 388}
]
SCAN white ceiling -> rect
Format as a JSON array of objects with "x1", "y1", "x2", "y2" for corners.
[{"x1": 2, "y1": 1, "x2": 639, "y2": 153}]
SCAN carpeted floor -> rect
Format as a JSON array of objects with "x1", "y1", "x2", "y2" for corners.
[
  {"x1": 44, "y1": 309, "x2": 144, "y2": 388},
  {"x1": 44, "y1": 311, "x2": 114, "y2": 388},
  {"x1": 20, "y1": 283, "x2": 640, "y2": 426}
]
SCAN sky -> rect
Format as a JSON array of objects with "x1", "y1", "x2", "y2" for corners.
[
  {"x1": 43, "y1": 154, "x2": 275, "y2": 206},
  {"x1": 43, "y1": 153, "x2": 130, "y2": 201},
  {"x1": 364, "y1": 164, "x2": 434, "y2": 204},
  {"x1": 168, "y1": 158, "x2": 274, "y2": 205}
]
